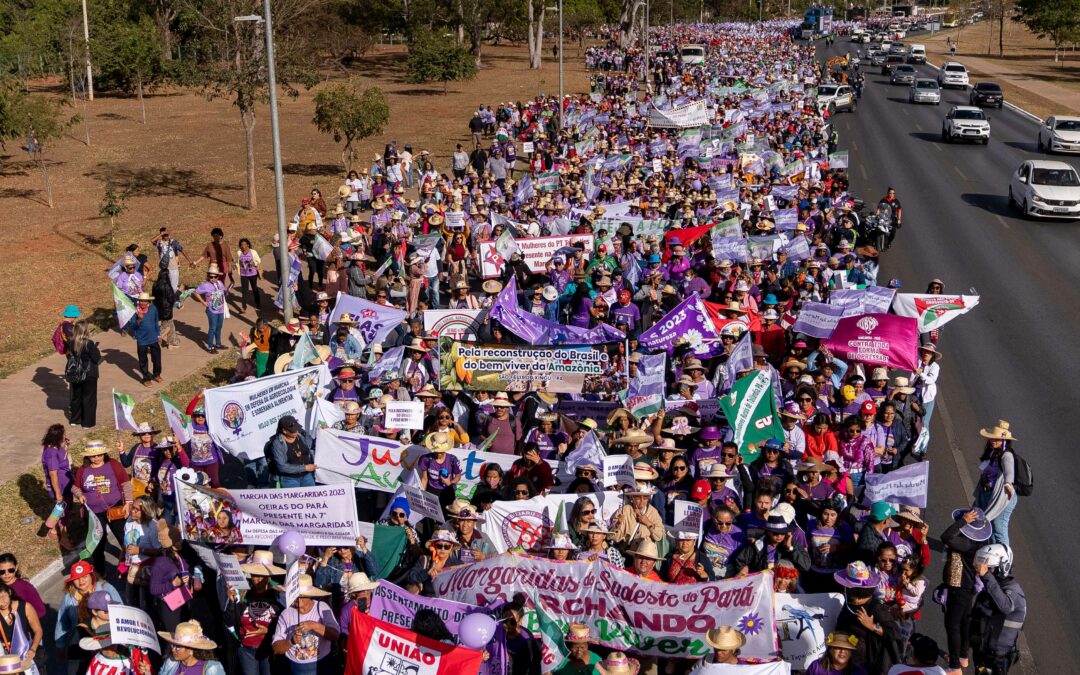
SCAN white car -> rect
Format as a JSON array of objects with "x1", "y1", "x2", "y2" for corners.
[
  {"x1": 817, "y1": 84, "x2": 857, "y2": 113},
  {"x1": 1009, "y1": 160, "x2": 1080, "y2": 219},
  {"x1": 909, "y1": 78, "x2": 941, "y2": 104},
  {"x1": 938, "y1": 61, "x2": 970, "y2": 89},
  {"x1": 1037, "y1": 116, "x2": 1080, "y2": 153},
  {"x1": 679, "y1": 44, "x2": 706, "y2": 66},
  {"x1": 942, "y1": 106, "x2": 990, "y2": 144}
]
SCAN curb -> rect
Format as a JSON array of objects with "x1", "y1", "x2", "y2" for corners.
[
  {"x1": 923, "y1": 60, "x2": 1044, "y2": 125},
  {"x1": 29, "y1": 557, "x2": 64, "y2": 588}
]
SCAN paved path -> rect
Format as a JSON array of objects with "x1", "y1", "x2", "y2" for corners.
[{"x1": 0, "y1": 297, "x2": 266, "y2": 484}]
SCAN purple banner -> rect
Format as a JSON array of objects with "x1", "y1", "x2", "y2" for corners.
[
  {"x1": 792, "y1": 302, "x2": 847, "y2": 339},
  {"x1": 822, "y1": 313, "x2": 919, "y2": 371},
  {"x1": 828, "y1": 287, "x2": 897, "y2": 315}
]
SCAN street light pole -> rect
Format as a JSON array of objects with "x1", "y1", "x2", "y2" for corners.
[
  {"x1": 236, "y1": 0, "x2": 291, "y2": 321},
  {"x1": 559, "y1": 0, "x2": 564, "y2": 131},
  {"x1": 81, "y1": 0, "x2": 93, "y2": 100}
]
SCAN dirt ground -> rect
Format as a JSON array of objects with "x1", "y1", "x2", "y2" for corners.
[
  {"x1": 0, "y1": 42, "x2": 592, "y2": 377},
  {"x1": 923, "y1": 20, "x2": 1080, "y2": 118}
]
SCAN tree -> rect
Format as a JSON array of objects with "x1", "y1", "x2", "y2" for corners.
[
  {"x1": 526, "y1": 0, "x2": 546, "y2": 68},
  {"x1": 182, "y1": 0, "x2": 321, "y2": 209},
  {"x1": 0, "y1": 80, "x2": 78, "y2": 208},
  {"x1": 405, "y1": 31, "x2": 479, "y2": 93},
  {"x1": 99, "y1": 180, "x2": 130, "y2": 254},
  {"x1": 90, "y1": 0, "x2": 169, "y2": 123},
  {"x1": 313, "y1": 83, "x2": 389, "y2": 171},
  {"x1": 1014, "y1": 0, "x2": 1080, "y2": 63}
]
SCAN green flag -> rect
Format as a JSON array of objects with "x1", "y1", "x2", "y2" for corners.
[
  {"x1": 111, "y1": 282, "x2": 136, "y2": 329},
  {"x1": 79, "y1": 511, "x2": 103, "y2": 561},
  {"x1": 160, "y1": 392, "x2": 192, "y2": 444},
  {"x1": 534, "y1": 601, "x2": 569, "y2": 673},
  {"x1": 112, "y1": 389, "x2": 138, "y2": 432},
  {"x1": 717, "y1": 370, "x2": 784, "y2": 463}
]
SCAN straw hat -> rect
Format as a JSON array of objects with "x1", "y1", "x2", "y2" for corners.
[
  {"x1": 347, "y1": 573, "x2": 379, "y2": 594},
  {"x1": 918, "y1": 343, "x2": 943, "y2": 362},
  {"x1": 135, "y1": 291, "x2": 154, "y2": 302},
  {"x1": 579, "y1": 522, "x2": 610, "y2": 536},
  {"x1": 406, "y1": 338, "x2": 429, "y2": 353},
  {"x1": 705, "y1": 626, "x2": 746, "y2": 651},
  {"x1": 158, "y1": 620, "x2": 218, "y2": 651},
  {"x1": 83, "y1": 440, "x2": 109, "y2": 457},
  {"x1": 564, "y1": 623, "x2": 592, "y2": 644},
  {"x1": 891, "y1": 376, "x2": 915, "y2": 395},
  {"x1": 597, "y1": 652, "x2": 639, "y2": 675},
  {"x1": 240, "y1": 549, "x2": 286, "y2": 576},
  {"x1": 625, "y1": 539, "x2": 662, "y2": 560},
  {"x1": 338, "y1": 185, "x2": 352, "y2": 198},
  {"x1": 482, "y1": 280, "x2": 504, "y2": 294},
  {"x1": 447, "y1": 500, "x2": 485, "y2": 521},
  {"x1": 0, "y1": 656, "x2": 31, "y2": 675},
  {"x1": 207, "y1": 264, "x2": 222, "y2": 277},
  {"x1": 978, "y1": 419, "x2": 1016, "y2": 441},
  {"x1": 131, "y1": 422, "x2": 160, "y2": 436},
  {"x1": 545, "y1": 533, "x2": 578, "y2": 551},
  {"x1": 825, "y1": 633, "x2": 859, "y2": 651},
  {"x1": 297, "y1": 574, "x2": 331, "y2": 598},
  {"x1": 611, "y1": 429, "x2": 653, "y2": 447},
  {"x1": 424, "y1": 431, "x2": 453, "y2": 453},
  {"x1": 633, "y1": 464, "x2": 659, "y2": 481},
  {"x1": 491, "y1": 393, "x2": 513, "y2": 408}
]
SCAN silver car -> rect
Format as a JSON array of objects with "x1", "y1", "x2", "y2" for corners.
[
  {"x1": 891, "y1": 64, "x2": 917, "y2": 85},
  {"x1": 909, "y1": 78, "x2": 941, "y2": 105}
]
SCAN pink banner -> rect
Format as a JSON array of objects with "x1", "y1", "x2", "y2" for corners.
[{"x1": 821, "y1": 313, "x2": 918, "y2": 371}]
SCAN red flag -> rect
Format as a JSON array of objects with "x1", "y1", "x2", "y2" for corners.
[
  {"x1": 661, "y1": 223, "x2": 715, "y2": 262},
  {"x1": 344, "y1": 608, "x2": 484, "y2": 675}
]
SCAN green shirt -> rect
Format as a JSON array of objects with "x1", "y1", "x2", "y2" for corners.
[{"x1": 552, "y1": 652, "x2": 600, "y2": 675}]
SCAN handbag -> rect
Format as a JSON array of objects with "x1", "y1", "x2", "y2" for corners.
[
  {"x1": 107, "y1": 504, "x2": 128, "y2": 521},
  {"x1": 162, "y1": 584, "x2": 192, "y2": 611}
]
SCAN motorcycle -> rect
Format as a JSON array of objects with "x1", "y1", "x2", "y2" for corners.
[{"x1": 860, "y1": 212, "x2": 892, "y2": 252}]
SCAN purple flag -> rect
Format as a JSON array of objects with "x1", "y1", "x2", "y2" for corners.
[
  {"x1": 329, "y1": 292, "x2": 408, "y2": 344},
  {"x1": 490, "y1": 278, "x2": 547, "y2": 344},
  {"x1": 639, "y1": 294, "x2": 723, "y2": 358}
]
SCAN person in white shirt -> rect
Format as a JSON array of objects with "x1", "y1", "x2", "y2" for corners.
[
  {"x1": 914, "y1": 343, "x2": 941, "y2": 425},
  {"x1": 400, "y1": 145, "x2": 415, "y2": 188}
]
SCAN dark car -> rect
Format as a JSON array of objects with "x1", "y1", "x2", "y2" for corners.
[
  {"x1": 970, "y1": 82, "x2": 1004, "y2": 109},
  {"x1": 881, "y1": 54, "x2": 904, "y2": 75}
]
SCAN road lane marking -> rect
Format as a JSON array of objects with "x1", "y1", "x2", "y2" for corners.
[
  {"x1": 995, "y1": 215, "x2": 1010, "y2": 229},
  {"x1": 934, "y1": 143, "x2": 943, "y2": 153},
  {"x1": 851, "y1": 141, "x2": 858, "y2": 151},
  {"x1": 860, "y1": 164, "x2": 868, "y2": 180},
  {"x1": 954, "y1": 165, "x2": 968, "y2": 180}
]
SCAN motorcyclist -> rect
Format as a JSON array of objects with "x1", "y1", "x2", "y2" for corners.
[
  {"x1": 877, "y1": 187, "x2": 903, "y2": 247},
  {"x1": 971, "y1": 544, "x2": 1026, "y2": 675}
]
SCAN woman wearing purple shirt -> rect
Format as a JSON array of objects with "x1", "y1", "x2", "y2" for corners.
[
  {"x1": 186, "y1": 407, "x2": 223, "y2": 488},
  {"x1": 40, "y1": 424, "x2": 74, "y2": 541},
  {"x1": 416, "y1": 432, "x2": 462, "y2": 509}
]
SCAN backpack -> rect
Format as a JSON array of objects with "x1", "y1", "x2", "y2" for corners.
[
  {"x1": 64, "y1": 351, "x2": 90, "y2": 384},
  {"x1": 1008, "y1": 450, "x2": 1034, "y2": 496}
]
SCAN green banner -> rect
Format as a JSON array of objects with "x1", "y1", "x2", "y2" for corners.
[{"x1": 718, "y1": 370, "x2": 785, "y2": 462}]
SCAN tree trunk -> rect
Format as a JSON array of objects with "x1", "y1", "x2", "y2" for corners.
[
  {"x1": 241, "y1": 107, "x2": 257, "y2": 209},
  {"x1": 137, "y1": 72, "x2": 146, "y2": 124},
  {"x1": 342, "y1": 140, "x2": 353, "y2": 173},
  {"x1": 38, "y1": 155, "x2": 54, "y2": 208},
  {"x1": 527, "y1": 0, "x2": 545, "y2": 69},
  {"x1": 998, "y1": 2, "x2": 1004, "y2": 56},
  {"x1": 469, "y1": 20, "x2": 483, "y2": 67}
]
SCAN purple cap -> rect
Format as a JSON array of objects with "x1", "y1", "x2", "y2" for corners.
[
  {"x1": 699, "y1": 426, "x2": 723, "y2": 441},
  {"x1": 87, "y1": 591, "x2": 117, "y2": 611}
]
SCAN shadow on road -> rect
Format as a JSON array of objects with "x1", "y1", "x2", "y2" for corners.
[
  {"x1": 1004, "y1": 141, "x2": 1038, "y2": 152},
  {"x1": 909, "y1": 131, "x2": 941, "y2": 143},
  {"x1": 30, "y1": 367, "x2": 70, "y2": 412},
  {"x1": 961, "y1": 192, "x2": 1012, "y2": 217}
]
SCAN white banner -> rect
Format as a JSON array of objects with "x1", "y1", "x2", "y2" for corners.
[
  {"x1": 648, "y1": 100, "x2": 711, "y2": 128},
  {"x1": 480, "y1": 493, "x2": 622, "y2": 554},
  {"x1": 109, "y1": 605, "x2": 162, "y2": 654},
  {"x1": 891, "y1": 293, "x2": 980, "y2": 333},
  {"x1": 435, "y1": 554, "x2": 777, "y2": 661},
  {"x1": 479, "y1": 234, "x2": 594, "y2": 276},
  {"x1": 424, "y1": 310, "x2": 484, "y2": 341},
  {"x1": 862, "y1": 461, "x2": 930, "y2": 508},
  {"x1": 404, "y1": 483, "x2": 446, "y2": 522},
  {"x1": 691, "y1": 662, "x2": 790, "y2": 675},
  {"x1": 204, "y1": 364, "x2": 331, "y2": 462},
  {"x1": 175, "y1": 481, "x2": 360, "y2": 546},
  {"x1": 775, "y1": 592, "x2": 843, "y2": 670}
]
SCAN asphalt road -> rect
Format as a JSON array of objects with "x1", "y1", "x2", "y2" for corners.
[{"x1": 825, "y1": 38, "x2": 1080, "y2": 673}]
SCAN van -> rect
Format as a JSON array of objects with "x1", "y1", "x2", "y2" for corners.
[
  {"x1": 680, "y1": 44, "x2": 706, "y2": 66},
  {"x1": 907, "y1": 44, "x2": 926, "y2": 64}
]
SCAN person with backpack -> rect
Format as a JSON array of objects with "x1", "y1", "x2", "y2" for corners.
[
  {"x1": 266, "y1": 416, "x2": 317, "y2": 488},
  {"x1": 65, "y1": 320, "x2": 101, "y2": 428},
  {"x1": 973, "y1": 421, "x2": 1020, "y2": 547},
  {"x1": 154, "y1": 270, "x2": 180, "y2": 350}
]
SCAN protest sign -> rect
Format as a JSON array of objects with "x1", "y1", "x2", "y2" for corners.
[
  {"x1": 204, "y1": 364, "x2": 331, "y2": 462},
  {"x1": 424, "y1": 309, "x2": 484, "y2": 341},
  {"x1": 445, "y1": 210, "x2": 466, "y2": 231},
  {"x1": 344, "y1": 610, "x2": 484, "y2": 675},
  {"x1": 673, "y1": 500, "x2": 704, "y2": 538},
  {"x1": 329, "y1": 292, "x2": 409, "y2": 343},
  {"x1": 434, "y1": 553, "x2": 776, "y2": 660},
  {"x1": 626, "y1": 353, "x2": 666, "y2": 418},
  {"x1": 480, "y1": 494, "x2": 622, "y2": 554},
  {"x1": 175, "y1": 480, "x2": 359, "y2": 546},
  {"x1": 386, "y1": 401, "x2": 425, "y2": 430},
  {"x1": 792, "y1": 302, "x2": 847, "y2": 339},
  {"x1": 214, "y1": 552, "x2": 250, "y2": 593},
  {"x1": 602, "y1": 455, "x2": 636, "y2": 489},
  {"x1": 775, "y1": 592, "x2": 843, "y2": 670},
  {"x1": 438, "y1": 339, "x2": 627, "y2": 395},
  {"x1": 404, "y1": 483, "x2": 446, "y2": 522},
  {"x1": 822, "y1": 313, "x2": 919, "y2": 371},
  {"x1": 479, "y1": 234, "x2": 594, "y2": 276},
  {"x1": 554, "y1": 399, "x2": 622, "y2": 423},
  {"x1": 891, "y1": 293, "x2": 980, "y2": 333},
  {"x1": 862, "y1": 460, "x2": 930, "y2": 508},
  {"x1": 284, "y1": 558, "x2": 301, "y2": 609},
  {"x1": 522, "y1": 141, "x2": 535, "y2": 154},
  {"x1": 109, "y1": 605, "x2": 162, "y2": 653},
  {"x1": 829, "y1": 287, "x2": 896, "y2": 315},
  {"x1": 648, "y1": 100, "x2": 710, "y2": 128}
]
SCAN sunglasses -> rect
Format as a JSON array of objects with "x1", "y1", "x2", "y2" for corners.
[
  {"x1": 722, "y1": 453, "x2": 737, "y2": 458},
  {"x1": 434, "y1": 544, "x2": 453, "y2": 551},
  {"x1": 715, "y1": 521, "x2": 734, "y2": 528},
  {"x1": 797, "y1": 397, "x2": 813, "y2": 402},
  {"x1": 391, "y1": 511, "x2": 407, "y2": 519},
  {"x1": 513, "y1": 490, "x2": 530, "y2": 496},
  {"x1": 878, "y1": 557, "x2": 897, "y2": 564},
  {"x1": 580, "y1": 509, "x2": 596, "y2": 515},
  {"x1": 0, "y1": 568, "x2": 15, "y2": 575},
  {"x1": 764, "y1": 448, "x2": 780, "y2": 453},
  {"x1": 672, "y1": 465, "x2": 689, "y2": 472}
]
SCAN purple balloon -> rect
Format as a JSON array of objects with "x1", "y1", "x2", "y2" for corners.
[
  {"x1": 458, "y1": 612, "x2": 497, "y2": 650},
  {"x1": 277, "y1": 530, "x2": 307, "y2": 557}
]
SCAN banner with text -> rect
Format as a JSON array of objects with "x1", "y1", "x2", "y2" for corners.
[{"x1": 438, "y1": 339, "x2": 628, "y2": 395}]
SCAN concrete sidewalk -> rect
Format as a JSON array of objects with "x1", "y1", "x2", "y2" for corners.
[{"x1": 0, "y1": 298, "x2": 265, "y2": 485}]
